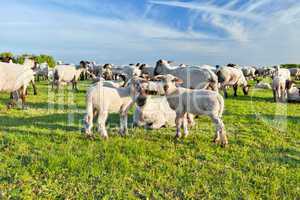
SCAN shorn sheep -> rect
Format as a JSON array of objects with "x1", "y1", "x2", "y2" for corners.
[
  {"x1": 0, "y1": 58, "x2": 37, "y2": 108},
  {"x1": 216, "y1": 66, "x2": 249, "y2": 98},
  {"x1": 133, "y1": 95, "x2": 177, "y2": 129},
  {"x1": 146, "y1": 74, "x2": 228, "y2": 147},
  {"x1": 83, "y1": 77, "x2": 146, "y2": 138},
  {"x1": 52, "y1": 64, "x2": 86, "y2": 91},
  {"x1": 154, "y1": 59, "x2": 219, "y2": 91}
]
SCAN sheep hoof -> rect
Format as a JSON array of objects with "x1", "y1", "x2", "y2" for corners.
[
  {"x1": 102, "y1": 135, "x2": 109, "y2": 140},
  {"x1": 213, "y1": 139, "x2": 220, "y2": 144},
  {"x1": 221, "y1": 142, "x2": 228, "y2": 148},
  {"x1": 85, "y1": 134, "x2": 95, "y2": 140}
]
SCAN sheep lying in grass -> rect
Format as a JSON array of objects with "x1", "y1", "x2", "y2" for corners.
[
  {"x1": 154, "y1": 59, "x2": 219, "y2": 91},
  {"x1": 216, "y1": 66, "x2": 249, "y2": 98},
  {"x1": 286, "y1": 80, "x2": 300, "y2": 102},
  {"x1": 255, "y1": 80, "x2": 272, "y2": 89},
  {"x1": 133, "y1": 96, "x2": 177, "y2": 129},
  {"x1": 52, "y1": 64, "x2": 86, "y2": 91},
  {"x1": 83, "y1": 77, "x2": 146, "y2": 138},
  {"x1": 147, "y1": 74, "x2": 228, "y2": 147}
]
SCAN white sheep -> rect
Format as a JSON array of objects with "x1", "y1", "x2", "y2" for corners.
[
  {"x1": 133, "y1": 96, "x2": 177, "y2": 129},
  {"x1": 154, "y1": 59, "x2": 219, "y2": 91},
  {"x1": 286, "y1": 80, "x2": 300, "y2": 102},
  {"x1": 151, "y1": 74, "x2": 228, "y2": 147},
  {"x1": 0, "y1": 58, "x2": 36, "y2": 108},
  {"x1": 216, "y1": 66, "x2": 249, "y2": 98},
  {"x1": 52, "y1": 64, "x2": 86, "y2": 91},
  {"x1": 272, "y1": 75, "x2": 287, "y2": 102},
  {"x1": 83, "y1": 77, "x2": 145, "y2": 138},
  {"x1": 255, "y1": 80, "x2": 272, "y2": 89}
]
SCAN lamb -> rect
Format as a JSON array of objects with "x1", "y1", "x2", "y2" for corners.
[
  {"x1": 52, "y1": 64, "x2": 86, "y2": 91},
  {"x1": 216, "y1": 66, "x2": 249, "y2": 98},
  {"x1": 272, "y1": 75, "x2": 287, "y2": 102},
  {"x1": 154, "y1": 59, "x2": 218, "y2": 91},
  {"x1": 83, "y1": 77, "x2": 145, "y2": 138},
  {"x1": 150, "y1": 74, "x2": 228, "y2": 147},
  {"x1": 133, "y1": 95, "x2": 177, "y2": 129},
  {"x1": 285, "y1": 80, "x2": 300, "y2": 102}
]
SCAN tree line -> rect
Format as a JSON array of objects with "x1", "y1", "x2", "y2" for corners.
[{"x1": 0, "y1": 52, "x2": 56, "y2": 68}]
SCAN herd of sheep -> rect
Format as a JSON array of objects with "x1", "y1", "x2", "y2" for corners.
[{"x1": 0, "y1": 56, "x2": 300, "y2": 147}]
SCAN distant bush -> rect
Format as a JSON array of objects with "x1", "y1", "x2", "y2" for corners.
[
  {"x1": 0, "y1": 52, "x2": 56, "y2": 68},
  {"x1": 281, "y1": 64, "x2": 300, "y2": 69}
]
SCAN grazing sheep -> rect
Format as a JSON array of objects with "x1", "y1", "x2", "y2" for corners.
[
  {"x1": 216, "y1": 66, "x2": 249, "y2": 98},
  {"x1": 0, "y1": 59, "x2": 36, "y2": 108},
  {"x1": 83, "y1": 77, "x2": 146, "y2": 138},
  {"x1": 285, "y1": 80, "x2": 300, "y2": 102},
  {"x1": 133, "y1": 96, "x2": 177, "y2": 129},
  {"x1": 52, "y1": 64, "x2": 86, "y2": 91},
  {"x1": 272, "y1": 76, "x2": 287, "y2": 102},
  {"x1": 150, "y1": 74, "x2": 228, "y2": 147},
  {"x1": 154, "y1": 59, "x2": 218, "y2": 91}
]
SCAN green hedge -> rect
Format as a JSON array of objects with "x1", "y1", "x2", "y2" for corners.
[
  {"x1": 281, "y1": 64, "x2": 300, "y2": 69},
  {"x1": 0, "y1": 52, "x2": 56, "y2": 68}
]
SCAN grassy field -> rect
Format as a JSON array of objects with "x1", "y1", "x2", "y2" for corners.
[{"x1": 0, "y1": 80, "x2": 299, "y2": 199}]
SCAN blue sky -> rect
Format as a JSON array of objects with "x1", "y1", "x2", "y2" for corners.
[{"x1": 1, "y1": 0, "x2": 300, "y2": 65}]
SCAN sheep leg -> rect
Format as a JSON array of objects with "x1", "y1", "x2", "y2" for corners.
[
  {"x1": 97, "y1": 111, "x2": 108, "y2": 139},
  {"x1": 175, "y1": 113, "x2": 184, "y2": 139},
  {"x1": 212, "y1": 116, "x2": 228, "y2": 147},
  {"x1": 31, "y1": 80, "x2": 37, "y2": 95},
  {"x1": 119, "y1": 101, "x2": 135, "y2": 136},
  {"x1": 233, "y1": 85, "x2": 238, "y2": 97},
  {"x1": 273, "y1": 89, "x2": 278, "y2": 102},
  {"x1": 223, "y1": 87, "x2": 228, "y2": 98},
  {"x1": 183, "y1": 113, "x2": 189, "y2": 138}
]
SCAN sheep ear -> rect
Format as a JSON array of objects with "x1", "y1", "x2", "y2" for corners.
[{"x1": 174, "y1": 78, "x2": 184, "y2": 84}]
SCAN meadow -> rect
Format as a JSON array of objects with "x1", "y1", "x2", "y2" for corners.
[{"x1": 0, "y1": 80, "x2": 299, "y2": 199}]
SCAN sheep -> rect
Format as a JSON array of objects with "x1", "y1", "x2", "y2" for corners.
[
  {"x1": 0, "y1": 59, "x2": 36, "y2": 108},
  {"x1": 35, "y1": 62, "x2": 49, "y2": 81},
  {"x1": 216, "y1": 66, "x2": 249, "y2": 98},
  {"x1": 154, "y1": 59, "x2": 218, "y2": 91},
  {"x1": 285, "y1": 80, "x2": 300, "y2": 102},
  {"x1": 272, "y1": 75, "x2": 287, "y2": 102},
  {"x1": 83, "y1": 77, "x2": 146, "y2": 138},
  {"x1": 102, "y1": 64, "x2": 114, "y2": 80},
  {"x1": 288, "y1": 68, "x2": 300, "y2": 80},
  {"x1": 112, "y1": 64, "x2": 142, "y2": 80},
  {"x1": 133, "y1": 95, "x2": 177, "y2": 129},
  {"x1": 52, "y1": 64, "x2": 86, "y2": 91},
  {"x1": 148, "y1": 74, "x2": 228, "y2": 147},
  {"x1": 255, "y1": 80, "x2": 272, "y2": 89},
  {"x1": 274, "y1": 65, "x2": 291, "y2": 80},
  {"x1": 241, "y1": 66, "x2": 257, "y2": 80}
]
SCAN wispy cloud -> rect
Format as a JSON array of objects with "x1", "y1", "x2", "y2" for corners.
[{"x1": 149, "y1": 0, "x2": 262, "y2": 20}]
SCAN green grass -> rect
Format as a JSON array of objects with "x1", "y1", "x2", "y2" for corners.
[{"x1": 0, "y1": 80, "x2": 299, "y2": 199}]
